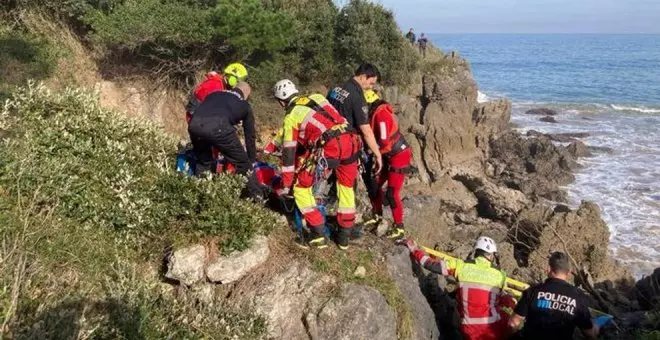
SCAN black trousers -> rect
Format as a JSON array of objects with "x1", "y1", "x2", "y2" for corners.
[
  {"x1": 189, "y1": 126, "x2": 250, "y2": 176},
  {"x1": 189, "y1": 123, "x2": 262, "y2": 199}
]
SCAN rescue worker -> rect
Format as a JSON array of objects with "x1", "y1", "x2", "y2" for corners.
[
  {"x1": 185, "y1": 63, "x2": 248, "y2": 123},
  {"x1": 401, "y1": 237, "x2": 514, "y2": 340},
  {"x1": 508, "y1": 252, "x2": 599, "y2": 340},
  {"x1": 187, "y1": 81, "x2": 259, "y2": 197},
  {"x1": 273, "y1": 79, "x2": 362, "y2": 250},
  {"x1": 327, "y1": 63, "x2": 384, "y2": 194},
  {"x1": 363, "y1": 89, "x2": 412, "y2": 239}
]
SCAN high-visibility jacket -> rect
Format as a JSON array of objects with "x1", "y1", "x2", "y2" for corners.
[
  {"x1": 280, "y1": 94, "x2": 351, "y2": 188},
  {"x1": 413, "y1": 251, "x2": 507, "y2": 325},
  {"x1": 370, "y1": 100, "x2": 408, "y2": 156}
]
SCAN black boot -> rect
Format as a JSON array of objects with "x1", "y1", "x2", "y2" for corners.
[
  {"x1": 295, "y1": 225, "x2": 328, "y2": 249},
  {"x1": 336, "y1": 227, "x2": 351, "y2": 250}
]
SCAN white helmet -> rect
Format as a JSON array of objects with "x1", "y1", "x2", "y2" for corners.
[
  {"x1": 475, "y1": 236, "x2": 497, "y2": 253},
  {"x1": 273, "y1": 79, "x2": 299, "y2": 101}
]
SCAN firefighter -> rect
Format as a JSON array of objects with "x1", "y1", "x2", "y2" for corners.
[
  {"x1": 273, "y1": 79, "x2": 362, "y2": 250},
  {"x1": 362, "y1": 89, "x2": 412, "y2": 239},
  {"x1": 401, "y1": 236, "x2": 514, "y2": 340}
]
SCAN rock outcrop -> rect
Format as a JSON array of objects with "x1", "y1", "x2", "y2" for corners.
[
  {"x1": 386, "y1": 248, "x2": 441, "y2": 340},
  {"x1": 165, "y1": 244, "x2": 207, "y2": 286},
  {"x1": 206, "y1": 235, "x2": 270, "y2": 284},
  {"x1": 525, "y1": 108, "x2": 558, "y2": 116}
]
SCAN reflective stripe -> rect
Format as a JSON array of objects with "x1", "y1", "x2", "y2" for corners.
[
  {"x1": 281, "y1": 165, "x2": 295, "y2": 172},
  {"x1": 420, "y1": 255, "x2": 430, "y2": 266},
  {"x1": 459, "y1": 282, "x2": 502, "y2": 325},
  {"x1": 440, "y1": 260, "x2": 449, "y2": 276},
  {"x1": 298, "y1": 205, "x2": 316, "y2": 214},
  {"x1": 283, "y1": 141, "x2": 297, "y2": 147},
  {"x1": 337, "y1": 207, "x2": 355, "y2": 214},
  {"x1": 379, "y1": 122, "x2": 387, "y2": 141}
]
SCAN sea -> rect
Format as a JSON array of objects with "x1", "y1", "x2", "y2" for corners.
[{"x1": 430, "y1": 34, "x2": 660, "y2": 277}]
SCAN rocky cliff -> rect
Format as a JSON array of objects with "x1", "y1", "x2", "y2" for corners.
[{"x1": 162, "y1": 52, "x2": 652, "y2": 339}]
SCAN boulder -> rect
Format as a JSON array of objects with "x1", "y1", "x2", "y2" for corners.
[
  {"x1": 540, "y1": 116, "x2": 557, "y2": 123},
  {"x1": 206, "y1": 235, "x2": 270, "y2": 284},
  {"x1": 308, "y1": 284, "x2": 398, "y2": 340},
  {"x1": 527, "y1": 201, "x2": 625, "y2": 282},
  {"x1": 386, "y1": 247, "x2": 441, "y2": 340},
  {"x1": 490, "y1": 131, "x2": 577, "y2": 201},
  {"x1": 566, "y1": 141, "x2": 593, "y2": 157},
  {"x1": 230, "y1": 262, "x2": 336, "y2": 339},
  {"x1": 165, "y1": 244, "x2": 207, "y2": 286},
  {"x1": 430, "y1": 175, "x2": 478, "y2": 213},
  {"x1": 634, "y1": 267, "x2": 660, "y2": 310},
  {"x1": 453, "y1": 174, "x2": 529, "y2": 223},
  {"x1": 525, "y1": 108, "x2": 558, "y2": 116},
  {"x1": 473, "y1": 99, "x2": 512, "y2": 154}
]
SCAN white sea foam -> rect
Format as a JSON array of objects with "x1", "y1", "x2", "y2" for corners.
[
  {"x1": 477, "y1": 91, "x2": 490, "y2": 103},
  {"x1": 511, "y1": 102, "x2": 660, "y2": 277},
  {"x1": 611, "y1": 104, "x2": 660, "y2": 114}
]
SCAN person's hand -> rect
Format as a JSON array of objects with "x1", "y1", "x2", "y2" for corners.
[
  {"x1": 396, "y1": 238, "x2": 418, "y2": 252},
  {"x1": 373, "y1": 153, "x2": 383, "y2": 175}
]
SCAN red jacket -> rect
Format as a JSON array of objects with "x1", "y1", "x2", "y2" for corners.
[
  {"x1": 185, "y1": 74, "x2": 226, "y2": 124},
  {"x1": 370, "y1": 101, "x2": 407, "y2": 156}
]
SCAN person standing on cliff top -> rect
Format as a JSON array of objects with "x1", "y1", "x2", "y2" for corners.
[
  {"x1": 508, "y1": 252, "x2": 599, "y2": 340},
  {"x1": 405, "y1": 28, "x2": 416, "y2": 44},
  {"x1": 418, "y1": 33, "x2": 429, "y2": 58},
  {"x1": 401, "y1": 236, "x2": 516, "y2": 340}
]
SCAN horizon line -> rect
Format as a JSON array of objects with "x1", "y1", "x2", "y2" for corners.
[{"x1": 422, "y1": 32, "x2": 660, "y2": 35}]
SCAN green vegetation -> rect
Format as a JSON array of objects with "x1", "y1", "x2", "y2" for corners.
[
  {"x1": 0, "y1": 83, "x2": 275, "y2": 337},
  {"x1": 4, "y1": 0, "x2": 420, "y2": 90},
  {"x1": 0, "y1": 23, "x2": 62, "y2": 101}
]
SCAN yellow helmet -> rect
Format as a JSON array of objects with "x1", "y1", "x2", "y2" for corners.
[
  {"x1": 364, "y1": 89, "x2": 380, "y2": 104},
  {"x1": 223, "y1": 62, "x2": 248, "y2": 88}
]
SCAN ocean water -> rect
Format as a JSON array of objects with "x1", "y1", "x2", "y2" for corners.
[{"x1": 430, "y1": 34, "x2": 660, "y2": 276}]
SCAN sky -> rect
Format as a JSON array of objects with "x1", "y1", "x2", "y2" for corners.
[{"x1": 374, "y1": 0, "x2": 660, "y2": 34}]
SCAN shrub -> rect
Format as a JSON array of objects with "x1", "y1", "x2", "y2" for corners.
[
  {"x1": 334, "y1": 0, "x2": 419, "y2": 85},
  {"x1": 0, "y1": 82, "x2": 277, "y2": 252},
  {"x1": 0, "y1": 24, "x2": 60, "y2": 100}
]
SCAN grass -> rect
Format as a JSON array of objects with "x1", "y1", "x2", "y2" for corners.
[{"x1": 0, "y1": 83, "x2": 277, "y2": 338}]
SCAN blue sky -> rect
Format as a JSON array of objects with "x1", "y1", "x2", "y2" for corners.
[{"x1": 374, "y1": 0, "x2": 660, "y2": 34}]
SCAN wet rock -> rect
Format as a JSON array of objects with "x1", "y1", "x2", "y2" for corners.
[
  {"x1": 386, "y1": 247, "x2": 441, "y2": 340},
  {"x1": 548, "y1": 132, "x2": 591, "y2": 143},
  {"x1": 525, "y1": 108, "x2": 558, "y2": 116},
  {"x1": 165, "y1": 244, "x2": 207, "y2": 286},
  {"x1": 634, "y1": 267, "x2": 660, "y2": 310},
  {"x1": 206, "y1": 236, "x2": 269, "y2": 284},
  {"x1": 589, "y1": 145, "x2": 615, "y2": 155},
  {"x1": 566, "y1": 140, "x2": 593, "y2": 157},
  {"x1": 539, "y1": 116, "x2": 557, "y2": 123},
  {"x1": 310, "y1": 284, "x2": 397, "y2": 340},
  {"x1": 490, "y1": 131, "x2": 577, "y2": 201}
]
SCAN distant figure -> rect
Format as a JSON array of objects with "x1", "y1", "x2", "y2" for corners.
[
  {"x1": 418, "y1": 33, "x2": 429, "y2": 58},
  {"x1": 405, "y1": 28, "x2": 416, "y2": 44}
]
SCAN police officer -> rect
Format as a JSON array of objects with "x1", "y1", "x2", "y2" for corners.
[
  {"x1": 509, "y1": 252, "x2": 599, "y2": 339},
  {"x1": 188, "y1": 81, "x2": 256, "y2": 178},
  {"x1": 327, "y1": 63, "x2": 383, "y2": 174}
]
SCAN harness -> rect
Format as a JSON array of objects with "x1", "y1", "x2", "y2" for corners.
[
  {"x1": 287, "y1": 96, "x2": 361, "y2": 167},
  {"x1": 369, "y1": 100, "x2": 409, "y2": 157}
]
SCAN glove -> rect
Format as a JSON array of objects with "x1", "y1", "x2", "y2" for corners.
[
  {"x1": 263, "y1": 141, "x2": 279, "y2": 154},
  {"x1": 396, "y1": 238, "x2": 419, "y2": 252}
]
